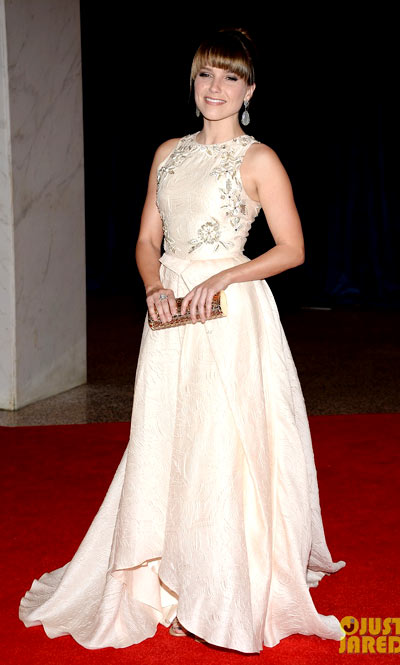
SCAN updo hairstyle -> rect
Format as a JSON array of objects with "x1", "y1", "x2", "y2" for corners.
[{"x1": 190, "y1": 28, "x2": 256, "y2": 93}]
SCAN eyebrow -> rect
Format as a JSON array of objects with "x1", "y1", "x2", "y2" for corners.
[{"x1": 200, "y1": 66, "x2": 237, "y2": 75}]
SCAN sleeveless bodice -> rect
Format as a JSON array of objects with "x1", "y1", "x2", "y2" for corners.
[{"x1": 156, "y1": 131, "x2": 262, "y2": 260}]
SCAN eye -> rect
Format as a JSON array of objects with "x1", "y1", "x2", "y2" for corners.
[
  {"x1": 198, "y1": 71, "x2": 211, "y2": 77},
  {"x1": 226, "y1": 75, "x2": 238, "y2": 81}
]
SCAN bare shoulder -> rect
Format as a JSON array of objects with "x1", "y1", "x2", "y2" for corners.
[
  {"x1": 244, "y1": 141, "x2": 283, "y2": 171},
  {"x1": 241, "y1": 141, "x2": 293, "y2": 202},
  {"x1": 153, "y1": 137, "x2": 182, "y2": 168}
]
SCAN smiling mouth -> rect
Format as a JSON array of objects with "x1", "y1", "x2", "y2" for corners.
[{"x1": 204, "y1": 97, "x2": 226, "y2": 105}]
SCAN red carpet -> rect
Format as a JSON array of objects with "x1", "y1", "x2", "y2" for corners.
[{"x1": 1, "y1": 414, "x2": 399, "y2": 664}]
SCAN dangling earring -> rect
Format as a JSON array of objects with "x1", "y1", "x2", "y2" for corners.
[
  {"x1": 195, "y1": 106, "x2": 201, "y2": 118},
  {"x1": 241, "y1": 99, "x2": 250, "y2": 126}
]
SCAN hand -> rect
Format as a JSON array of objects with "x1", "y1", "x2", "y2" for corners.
[
  {"x1": 146, "y1": 285, "x2": 177, "y2": 324},
  {"x1": 180, "y1": 272, "x2": 230, "y2": 324}
]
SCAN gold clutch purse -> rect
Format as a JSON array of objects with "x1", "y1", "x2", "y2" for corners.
[{"x1": 148, "y1": 290, "x2": 228, "y2": 331}]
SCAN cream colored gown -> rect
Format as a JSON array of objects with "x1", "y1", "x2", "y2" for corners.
[{"x1": 19, "y1": 131, "x2": 346, "y2": 653}]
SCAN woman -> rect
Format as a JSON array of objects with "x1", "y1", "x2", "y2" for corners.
[{"x1": 19, "y1": 28, "x2": 346, "y2": 653}]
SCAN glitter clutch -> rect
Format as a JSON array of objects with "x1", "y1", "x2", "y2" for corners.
[{"x1": 148, "y1": 290, "x2": 227, "y2": 330}]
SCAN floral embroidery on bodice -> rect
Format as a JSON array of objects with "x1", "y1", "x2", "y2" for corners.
[{"x1": 156, "y1": 132, "x2": 262, "y2": 259}]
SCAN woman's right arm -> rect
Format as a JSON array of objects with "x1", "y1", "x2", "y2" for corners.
[{"x1": 135, "y1": 138, "x2": 180, "y2": 323}]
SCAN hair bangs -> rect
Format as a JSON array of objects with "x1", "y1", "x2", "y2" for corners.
[{"x1": 191, "y1": 47, "x2": 252, "y2": 83}]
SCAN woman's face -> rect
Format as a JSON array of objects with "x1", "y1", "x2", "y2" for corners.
[{"x1": 194, "y1": 64, "x2": 255, "y2": 122}]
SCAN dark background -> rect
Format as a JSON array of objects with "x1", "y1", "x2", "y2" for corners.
[{"x1": 79, "y1": 5, "x2": 399, "y2": 312}]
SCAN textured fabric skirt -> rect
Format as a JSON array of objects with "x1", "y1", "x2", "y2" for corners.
[{"x1": 19, "y1": 252, "x2": 346, "y2": 653}]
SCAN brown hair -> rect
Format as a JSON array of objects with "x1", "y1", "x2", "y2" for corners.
[{"x1": 190, "y1": 28, "x2": 256, "y2": 93}]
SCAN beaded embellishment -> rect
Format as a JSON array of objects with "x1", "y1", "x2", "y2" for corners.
[
  {"x1": 188, "y1": 218, "x2": 234, "y2": 253},
  {"x1": 156, "y1": 133, "x2": 261, "y2": 256},
  {"x1": 156, "y1": 135, "x2": 196, "y2": 186},
  {"x1": 187, "y1": 135, "x2": 259, "y2": 252},
  {"x1": 159, "y1": 209, "x2": 176, "y2": 254}
]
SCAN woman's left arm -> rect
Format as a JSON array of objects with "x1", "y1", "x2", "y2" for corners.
[{"x1": 181, "y1": 144, "x2": 305, "y2": 322}]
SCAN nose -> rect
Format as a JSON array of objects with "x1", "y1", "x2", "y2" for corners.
[{"x1": 209, "y1": 76, "x2": 222, "y2": 93}]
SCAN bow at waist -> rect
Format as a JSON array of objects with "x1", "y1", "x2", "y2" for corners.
[{"x1": 159, "y1": 252, "x2": 250, "y2": 276}]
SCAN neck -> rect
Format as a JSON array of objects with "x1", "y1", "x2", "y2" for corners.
[{"x1": 196, "y1": 117, "x2": 246, "y2": 145}]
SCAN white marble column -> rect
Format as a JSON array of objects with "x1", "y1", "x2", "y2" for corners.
[{"x1": 0, "y1": 0, "x2": 86, "y2": 410}]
